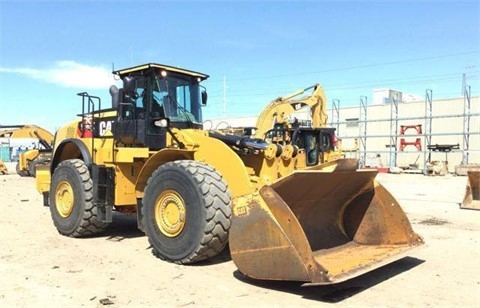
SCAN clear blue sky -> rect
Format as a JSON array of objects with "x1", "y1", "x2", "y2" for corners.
[{"x1": 1, "y1": 0, "x2": 479, "y2": 133}]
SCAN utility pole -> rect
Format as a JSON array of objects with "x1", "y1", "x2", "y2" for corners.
[
  {"x1": 462, "y1": 85, "x2": 471, "y2": 164},
  {"x1": 331, "y1": 99, "x2": 340, "y2": 136},
  {"x1": 359, "y1": 96, "x2": 367, "y2": 166},
  {"x1": 423, "y1": 89, "x2": 433, "y2": 174},
  {"x1": 462, "y1": 65, "x2": 476, "y2": 96}
]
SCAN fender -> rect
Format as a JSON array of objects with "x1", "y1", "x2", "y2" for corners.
[
  {"x1": 184, "y1": 130, "x2": 254, "y2": 198},
  {"x1": 135, "y1": 149, "x2": 194, "y2": 198},
  {"x1": 51, "y1": 138, "x2": 92, "y2": 173},
  {"x1": 134, "y1": 131, "x2": 254, "y2": 199}
]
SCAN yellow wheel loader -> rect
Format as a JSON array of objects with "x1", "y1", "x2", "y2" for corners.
[
  {"x1": 35, "y1": 63, "x2": 423, "y2": 284},
  {"x1": 0, "y1": 125, "x2": 54, "y2": 177}
]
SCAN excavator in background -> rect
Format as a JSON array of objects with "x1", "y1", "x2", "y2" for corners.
[
  {"x1": 0, "y1": 125, "x2": 54, "y2": 177},
  {"x1": 253, "y1": 84, "x2": 342, "y2": 164},
  {"x1": 35, "y1": 63, "x2": 423, "y2": 285},
  {"x1": 252, "y1": 84, "x2": 329, "y2": 138},
  {"x1": 213, "y1": 84, "x2": 343, "y2": 165}
]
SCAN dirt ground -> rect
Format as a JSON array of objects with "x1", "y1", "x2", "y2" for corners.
[{"x1": 0, "y1": 162, "x2": 479, "y2": 307}]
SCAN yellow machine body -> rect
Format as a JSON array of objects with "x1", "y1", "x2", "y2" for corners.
[{"x1": 36, "y1": 63, "x2": 423, "y2": 285}]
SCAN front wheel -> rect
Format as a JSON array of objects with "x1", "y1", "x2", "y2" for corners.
[
  {"x1": 143, "y1": 160, "x2": 232, "y2": 264},
  {"x1": 49, "y1": 159, "x2": 109, "y2": 237}
]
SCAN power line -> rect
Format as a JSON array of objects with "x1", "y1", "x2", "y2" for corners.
[
  {"x1": 211, "y1": 72, "x2": 475, "y2": 96},
  {"x1": 207, "y1": 73, "x2": 479, "y2": 100},
  {"x1": 206, "y1": 50, "x2": 479, "y2": 83}
]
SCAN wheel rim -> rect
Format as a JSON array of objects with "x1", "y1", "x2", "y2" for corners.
[
  {"x1": 55, "y1": 181, "x2": 75, "y2": 218},
  {"x1": 155, "y1": 190, "x2": 186, "y2": 237}
]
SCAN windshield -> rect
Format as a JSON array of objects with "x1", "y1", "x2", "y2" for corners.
[{"x1": 153, "y1": 73, "x2": 203, "y2": 124}]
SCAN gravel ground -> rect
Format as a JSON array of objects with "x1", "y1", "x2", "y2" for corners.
[{"x1": 0, "y1": 162, "x2": 479, "y2": 307}]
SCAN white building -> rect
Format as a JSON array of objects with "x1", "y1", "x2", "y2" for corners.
[
  {"x1": 206, "y1": 90, "x2": 480, "y2": 172},
  {"x1": 330, "y1": 93, "x2": 479, "y2": 171}
]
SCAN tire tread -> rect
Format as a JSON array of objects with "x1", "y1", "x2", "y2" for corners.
[
  {"x1": 52, "y1": 159, "x2": 108, "y2": 237},
  {"x1": 146, "y1": 160, "x2": 232, "y2": 264}
]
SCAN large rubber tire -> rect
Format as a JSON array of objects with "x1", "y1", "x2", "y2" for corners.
[
  {"x1": 28, "y1": 159, "x2": 45, "y2": 177},
  {"x1": 49, "y1": 159, "x2": 109, "y2": 237},
  {"x1": 143, "y1": 160, "x2": 232, "y2": 264},
  {"x1": 16, "y1": 163, "x2": 30, "y2": 177}
]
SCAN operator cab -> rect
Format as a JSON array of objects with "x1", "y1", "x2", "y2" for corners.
[{"x1": 110, "y1": 63, "x2": 208, "y2": 150}]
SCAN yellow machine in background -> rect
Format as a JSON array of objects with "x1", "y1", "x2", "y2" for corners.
[
  {"x1": 216, "y1": 84, "x2": 343, "y2": 165},
  {"x1": 256, "y1": 84, "x2": 343, "y2": 164},
  {"x1": 35, "y1": 63, "x2": 423, "y2": 285},
  {"x1": 0, "y1": 159, "x2": 7, "y2": 175},
  {"x1": 0, "y1": 125, "x2": 54, "y2": 177},
  {"x1": 252, "y1": 84, "x2": 329, "y2": 138}
]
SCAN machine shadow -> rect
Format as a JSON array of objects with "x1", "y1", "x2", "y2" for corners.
[
  {"x1": 101, "y1": 213, "x2": 145, "y2": 240},
  {"x1": 84, "y1": 213, "x2": 235, "y2": 265},
  {"x1": 195, "y1": 244, "x2": 233, "y2": 266},
  {"x1": 233, "y1": 257, "x2": 425, "y2": 303}
]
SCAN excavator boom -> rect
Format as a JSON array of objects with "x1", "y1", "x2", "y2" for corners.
[
  {"x1": 0, "y1": 125, "x2": 54, "y2": 177},
  {"x1": 252, "y1": 84, "x2": 328, "y2": 139},
  {"x1": 0, "y1": 125, "x2": 54, "y2": 148}
]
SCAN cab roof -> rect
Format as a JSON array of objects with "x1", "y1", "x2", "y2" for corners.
[{"x1": 113, "y1": 63, "x2": 209, "y2": 80}]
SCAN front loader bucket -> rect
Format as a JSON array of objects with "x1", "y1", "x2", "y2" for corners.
[
  {"x1": 230, "y1": 160, "x2": 424, "y2": 285},
  {"x1": 460, "y1": 171, "x2": 480, "y2": 210},
  {"x1": 0, "y1": 161, "x2": 8, "y2": 175}
]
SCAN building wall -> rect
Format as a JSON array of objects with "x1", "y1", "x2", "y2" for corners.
[
  {"x1": 330, "y1": 96, "x2": 480, "y2": 171},
  {"x1": 205, "y1": 95, "x2": 479, "y2": 172}
]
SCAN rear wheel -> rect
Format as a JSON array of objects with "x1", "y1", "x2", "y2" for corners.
[
  {"x1": 49, "y1": 159, "x2": 108, "y2": 237},
  {"x1": 28, "y1": 159, "x2": 45, "y2": 177},
  {"x1": 16, "y1": 163, "x2": 29, "y2": 177},
  {"x1": 143, "y1": 160, "x2": 232, "y2": 264}
]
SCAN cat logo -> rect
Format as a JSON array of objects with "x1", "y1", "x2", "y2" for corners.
[{"x1": 98, "y1": 120, "x2": 114, "y2": 136}]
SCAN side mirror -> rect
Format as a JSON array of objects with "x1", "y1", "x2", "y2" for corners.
[
  {"x1": 201, "y1": 90, "x2": 208, "y2": 106},
  {"x1": 109, "y1": 85, "x2": 120, "y2": 109}
]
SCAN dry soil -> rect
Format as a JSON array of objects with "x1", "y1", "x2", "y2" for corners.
[{"x1": 1, "y1": 162, "x2": 479, "y2": 307}]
